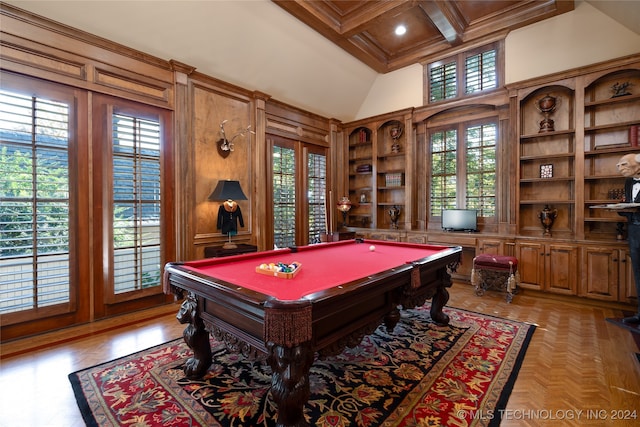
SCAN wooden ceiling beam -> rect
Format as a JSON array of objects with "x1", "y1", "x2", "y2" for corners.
[{"x1": 417, "y1": 0, "x2": 466, "y2": 45}]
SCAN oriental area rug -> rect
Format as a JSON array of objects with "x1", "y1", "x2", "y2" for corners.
[{"x1": 69, "y1": 305, "x2": 535, "y2": 427}]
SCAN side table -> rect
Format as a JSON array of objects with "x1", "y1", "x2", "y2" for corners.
[{"x1": 204, "y1": 244, "x2": 257, "y2": 258}]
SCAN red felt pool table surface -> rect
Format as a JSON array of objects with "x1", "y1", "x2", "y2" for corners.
[{"x1": 180, "y1": 239, "x2": 450, "y2": 301}]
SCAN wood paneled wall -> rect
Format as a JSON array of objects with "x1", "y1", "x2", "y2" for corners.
[
  {"x1": 187, "y1": 75, "x2": 255, "y2": 259},
  {"x1": 0, "y1": 4, "x2": 341, "y2": 262}
]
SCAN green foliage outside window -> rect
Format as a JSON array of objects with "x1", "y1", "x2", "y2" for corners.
[
  {"x1": 0, "y1": 84, "x2": 71, "y2": 259},
  {"x1": 466, "y1": 124, "x2": 496, "y2": 217},
  {"x1": 430, "y1": 130, "x2": 458, "y2": 216},
  {"x1": 0, "y1": 90, "x2": 72, "y2": 313},
  {"x1": 273, "y1": 145, "x2": 296, "y2": 249},
  {"x1": 430, "y1": 123, "x2": 496, "y2": 218}
]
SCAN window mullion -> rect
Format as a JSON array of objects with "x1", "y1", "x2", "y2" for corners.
[
  {"x1": 30, "y1": 96, "x2": 39, "y2": 307},
  {"x1": 458, "y1": 122, "x2": 467, "y2": 207},
  {"x1": 457, "y1": 52, "x2": 465, "y2": 100},
  {"x1": 134, "y1": 119, "x2": 141, "y2": 290}
]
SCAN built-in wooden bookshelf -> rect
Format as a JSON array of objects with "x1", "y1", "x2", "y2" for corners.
[
  {"x1": 512, "y1": 58, "x2": 639, "y2": 302},
  {"x1": 517, "y1": 85, "x2": 576, "y2": 239},
  {"x1": 582, "y1": 69, "x2": 640, "y2": 241},
  {"x1": 348, "y1": 127, "x2": 374, "y2": 227},
  {"x1": 345, "y1": 110, "x2": 413, "y2": 230},
  {"x1": 376, "y1": 119, "x2": 406, "y2": 229},
  {"x1": 342, "y1": 55, "x2": 638, "y2": 307}
]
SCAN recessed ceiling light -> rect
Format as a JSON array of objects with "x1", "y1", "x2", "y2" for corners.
[{"x1": 395, "y1": 24, "x2": 407, "y2": 36}]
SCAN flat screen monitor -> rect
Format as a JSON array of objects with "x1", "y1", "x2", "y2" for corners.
[{"x1": 442, "y1": 209, "x2": 477, "y2": 232}]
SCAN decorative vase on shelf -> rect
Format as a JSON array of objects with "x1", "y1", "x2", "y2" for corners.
[
  {"x1": 536, "y1": 94, "x2": 557, "y2": 133},
  {"x1": 390, "y1": 124, "x2": 403, "y2": 154},
  {"x1": 388, "y1": 205, "x2": 401, "y2": 229},
  {"x1": 538, "y1": 205, "x2": 557, "y2": 237},
  {"x1": 611, "y1": 81, "x2": 632, "y2": 98}
]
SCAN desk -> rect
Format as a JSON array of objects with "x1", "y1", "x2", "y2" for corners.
[{"x1": 164, "y1": 239, "x2": 461, "y2": 427}]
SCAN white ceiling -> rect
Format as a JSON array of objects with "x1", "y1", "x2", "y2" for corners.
[{"x1": 4, "y1": 1, "x2": 639, "y2": 122}]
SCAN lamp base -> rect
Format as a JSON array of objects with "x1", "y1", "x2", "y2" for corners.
[{"x1": 222, "y1": 241, "x2": 238, "y2": 249}]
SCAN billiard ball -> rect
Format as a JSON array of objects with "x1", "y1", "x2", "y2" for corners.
[{"x1": 369, "y1": 245, "x2": 376, "y2": 251}]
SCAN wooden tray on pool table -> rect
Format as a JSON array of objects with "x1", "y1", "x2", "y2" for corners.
[{"x1": 255, "y1": 262, "x2": 301, "y2": 279}]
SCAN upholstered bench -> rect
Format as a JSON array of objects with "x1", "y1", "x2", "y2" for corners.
[{"x1": 471, "y1": 254, "x2": 519, "y2": 303}]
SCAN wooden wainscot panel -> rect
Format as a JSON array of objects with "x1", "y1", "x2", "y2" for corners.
[
  {"x1": 515, "y1": 241, "x2": 544, "y2": 291},
  {"x1": 367, "y1": 230, "x2": 404, "y2": 241},
  {"x1": 621, "y1": 249, "x2": 638, "y2": 304},
  {"x1": 266, "y1": 117, "x2": 303, "y2": 137},
  {"x1": 265, "y1": 99, "x2": 331, "y2": 146},
  {"x1": 191, "y1": 80, "x2": 254, "y2": 243},
  {"x1": 427, "y1": 232, "x2": 477, "y2": 247},
  {"x1": 477, "y1": 238, "x2": 504, "y2": 255},
  {"x1": 299, "y1": 126, "x2": 330, "y2": 145},
  {"x1": 266, "y1": 116, "x2": 330, "y2": 146},
  {"x1": 405, "y1": 232, "x2": 427, "y2": 244},
  {"x1": 93, "y1": 65, "x2": 172, "y2": 104},
  {"x1": 0, "y1": 35, "x2": 86, "y2": 80},
  {"x1": 580, "y1": 245, "x2": 620, "y2": 302},
  {"x1": 546, "y1": 244, "x2": 578, "y2": 295}
]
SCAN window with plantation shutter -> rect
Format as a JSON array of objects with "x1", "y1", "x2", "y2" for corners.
[
  {"x1": 465, "y1": 123, "x2": 496, "y2": 216},
  {"x1": 0, "y1": 90, "x2": 71, "y2": 314},
  {"x1": 429, "y1": 120, "x2": 497, "y2": 219},
  {"x1": 1, "y1": 77, "x2": 173, "y2": 339},
  {"x1": 307, "y1": 152, "x2": 327, "y2": 244},
  {"x1": 271, "y1": 139, "x2": 328, "y2": 249},
  {"x1": 111, "y1": 113, "x2": 162, "y2": 295},
  {"x1": 465, "y1": 49, "x2": 497, "y2": 94},
  {"x1": 273, "y1": 145, "x2": 296, "y2": 249},
  {"x1": 430, "y1": 129, "x2": 458, "y2": 216},
  {"x1": 426, "y1": 42, "x2": 502, "y2": 104},
  {"x1": 429, "y1": 61, "x2": 457, "y2": 102}
]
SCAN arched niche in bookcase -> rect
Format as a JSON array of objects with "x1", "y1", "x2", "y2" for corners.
[
  {"x1": 518, "y1": 85, "x2": 575, "y2": 238},
  {"x1": 583, "y1": 68, "x2": 640, "y2": 240},
  {"x1": 376, "y1": 120, "x2": 406, "y2": 229},
  {"x1": 348, "y1": 126, "x2": 374, "y2": 228}
]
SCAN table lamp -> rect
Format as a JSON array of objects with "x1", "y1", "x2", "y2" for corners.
[
  {"x1": 337, "y1": 196, "x2": 352, "y2": 228},
  {"x1": 208, "y1": 180, "x2": 248, "y2": 249}
]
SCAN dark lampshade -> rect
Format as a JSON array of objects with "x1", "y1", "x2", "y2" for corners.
[{"x1": 208, "y1": 180, "x2": 248, "y2": 201}]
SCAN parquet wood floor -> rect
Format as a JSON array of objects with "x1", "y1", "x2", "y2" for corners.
[{"x1": 1, "y1": 284, "x2": 638, "y2": 426}]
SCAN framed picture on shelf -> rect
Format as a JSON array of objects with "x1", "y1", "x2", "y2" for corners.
[{"x1": 540, "y1": 164, "x2": 553, "y2": 178}]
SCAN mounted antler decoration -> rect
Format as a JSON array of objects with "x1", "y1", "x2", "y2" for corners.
[{"x1": 218, "y1": 120, "x2": 254, "y2": 158}]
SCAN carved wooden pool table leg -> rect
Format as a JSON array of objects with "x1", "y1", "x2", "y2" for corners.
[
  {"x1": 176, "y1": 292, "x2": 212, "y2": 378},
  {"x1": 267, "y1": 341, "x2": 314, "y2": 427},
  {"x1": 430, "y1": 286, "x2": 451, "y2": 325},
  {"x1": 384, "y1": 307, "x2": 401, "y2": 332}
]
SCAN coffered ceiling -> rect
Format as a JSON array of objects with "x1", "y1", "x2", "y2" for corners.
[
  {"x1": 3, "y1": 1, "x2": 638, "y2": 121},
  {"x1": 274, "y1": 0, "x2": 575, "y2": 73}
]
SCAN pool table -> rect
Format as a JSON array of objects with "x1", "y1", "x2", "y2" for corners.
[{"x1": 164, "y1": 239, "x2": 461, "y2": 427}]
